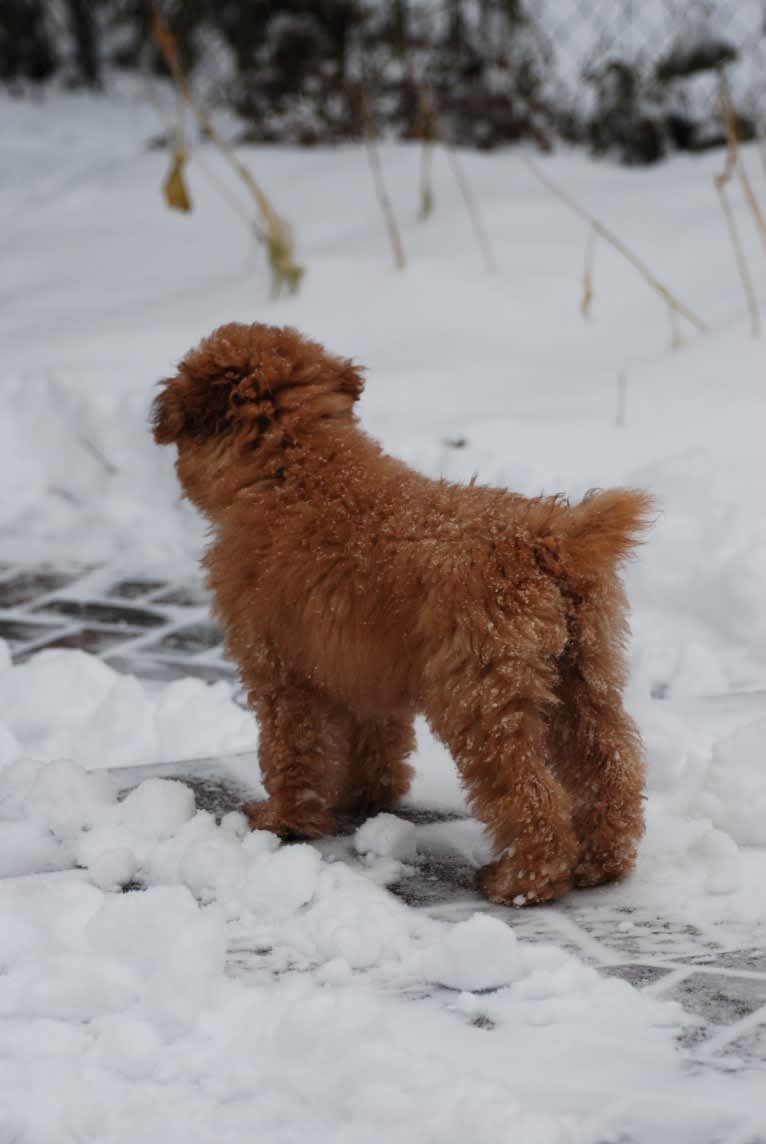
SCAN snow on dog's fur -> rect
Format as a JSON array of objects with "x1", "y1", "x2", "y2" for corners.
[{"x1": 153, "y1": 323, "x2": 654, "y2": 905}]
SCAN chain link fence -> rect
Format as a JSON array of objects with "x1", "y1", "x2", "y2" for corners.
[
  {"x1": 3, "y1": 1, "x2": 765, "y2": 161},
  {"x1": 524, "y1": 0, "x2": 765, "y2": 157}
]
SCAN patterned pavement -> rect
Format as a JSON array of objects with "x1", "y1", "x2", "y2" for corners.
[{"x1": 2, "y1": 564, "x2": 765, "y2": 1141}]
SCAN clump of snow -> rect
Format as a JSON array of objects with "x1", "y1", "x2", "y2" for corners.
[
  {"x1": 0, "y1": 821, "x2": 63, "y2": 879},
  {"x1": 0, "y1": 722, "x2": 21, "y2": 770},
  {"x1": 87, "y1": 847, "x2": 138, "y2": 891},
  {"x1": 0, "y1": 648, "x2": 257, "y2": 770},
  {"x1": 354, "y1": 812, "x2": 418, "y2": 862},
  {"x1": 118, "y1": 778, "x2": 196, "y2": 840},
  {"x1": 421, "y1": 914, "x2": 524, "y2": 992},
  {"x1": 702, "y1": 718, "x2": 766, "y2": 847},
  {"x1": 688, "y1": 827, "x2": 743, "y2": 896},
  {"x1": 0, "y1": 649, "x2": 116, "y2": 742}
]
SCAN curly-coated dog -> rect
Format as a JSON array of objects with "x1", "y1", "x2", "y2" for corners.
[{"x1": 153, "y1": 323, "x2": 654, "y2": 905}]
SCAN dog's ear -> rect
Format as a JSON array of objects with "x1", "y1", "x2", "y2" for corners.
[
  {"x1": 151, "y1": 370, "x2": 232, "y2": 445},
  {"x1": 152, "y1": 377, "x2": 187, "y2": 445},
  {"x1": 337, "y1": 360, "x2": 364, "y2": 406}
]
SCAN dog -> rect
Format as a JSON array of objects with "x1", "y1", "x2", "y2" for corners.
[{"x1": 153, "y1": 322, "x2": 654, "y2": 905}]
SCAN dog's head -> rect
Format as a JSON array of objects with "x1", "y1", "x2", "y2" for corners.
[{"x1": 152, "y1": 322, "x2": 364, "y2": 516}]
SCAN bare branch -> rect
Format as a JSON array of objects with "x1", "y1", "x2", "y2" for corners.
[
  {"x1": 148, "y1": 2, "x2": 303, "y2": 296},
  {"x1": 525, "y1": 157, "x2": 709, "y2": 336}
]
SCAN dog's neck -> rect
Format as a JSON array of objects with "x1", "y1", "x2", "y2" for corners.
[{"x1": 204, "y1": 416, "x2": 382, "y2": 522}]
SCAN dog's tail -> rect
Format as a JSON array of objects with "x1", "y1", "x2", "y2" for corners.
[{"x1": 558, "y1": 489, "x2": 656, "y2": 581}]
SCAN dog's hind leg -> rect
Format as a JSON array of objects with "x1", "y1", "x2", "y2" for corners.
[
  {"x1": 241, "y1": 662, "x2": 355, "y2": 840},
  {"x1": 548, "y1": 602, "x2": 645, "y2": 889},
  {"x1": 425, "y1": 654, "x2": 579, "y2": 906},
  {"x1": 337, "y1": 713, "x2": 416, "y2": 817}
]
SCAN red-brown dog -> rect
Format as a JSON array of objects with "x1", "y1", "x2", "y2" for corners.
[{"x1": 153, "y1": 322, "x2": 653, "y2": 905}]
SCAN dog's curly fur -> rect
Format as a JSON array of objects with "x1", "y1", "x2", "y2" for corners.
[{"x1": 153, "y1": 322, "x2": 654, "y2": 905}]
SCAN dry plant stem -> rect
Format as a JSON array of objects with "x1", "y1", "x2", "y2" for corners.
[
  {"x1": 400, "y1": 39, "x2": 495, "y2": 270},
  {"x1": 419, "y1": 140, "x2": 434, "y2": 220},
  {"x1": 718, "y1": 74, "x2": 766, "y2": 257},
  {"x1": 149, "y1": 2, "x2": 302, "y2": 294},
  {"x1": 142, "y1": 57, "x2": 255, "y2": 231},
  {"x1": 580, "y1": 225, "x2": 596, "y2": 318},
  {"x1": 525, "y1": 158, "x2": 709, "y2": 336},
  {"x1": 715, "y1": 177, "x2": 761, "y2": 337},
  {"x1": 443, "y1": 144, "x2": 496, "y2": 272},
  {"x1": 358, "y1": 85, "x2": 406, "y2": 270},
  {"x1": 668, "y1": 306, "x2": 682, "y2": 351},
  {"x1": 616, "y1": 373, "x2": 627, "y2": 428}
]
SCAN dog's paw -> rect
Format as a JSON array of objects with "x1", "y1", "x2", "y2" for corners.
[
  {"x1": 573, "y1": 850, "x2": 637, "y2": 889},
  {"x1": 242, "y1": 800, "x2": 333, "y2": 841},
  {"x1": 476, "y1": 855, "x2": 573, "y2": 907}
]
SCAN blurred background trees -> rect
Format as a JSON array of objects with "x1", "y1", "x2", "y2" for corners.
[{"x1": 1, "y1": 0, "x2": 763, "y2": 163}]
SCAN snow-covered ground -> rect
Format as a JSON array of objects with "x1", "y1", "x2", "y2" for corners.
[{"x1": 1, "y1": 81, "x2": 765, "y2": 1142}]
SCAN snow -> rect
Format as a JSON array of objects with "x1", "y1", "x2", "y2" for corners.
[
  {"x1": 703, "y1": 717, "x2": 766, "y2": 847},
  {"x1": 0, "y1": 648, "x2": 257, "y2": 769},
  {"x1": 1, "y1": 80, "x2": 765, "y2": 1141},
  {"x1": 355, "y1": 812, "x2": 419, "y2": 863}
]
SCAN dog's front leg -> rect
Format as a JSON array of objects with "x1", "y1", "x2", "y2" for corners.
[{"x1": 242, "y1": 668, "x2": 352, "y2": 841}]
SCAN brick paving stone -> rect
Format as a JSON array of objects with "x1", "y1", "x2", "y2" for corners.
[
  {"x1": 152, "y1": 586, "x2": 209, "y2": 607},
  {"x1": 103, "y1": 655, "x2": 235, "y2": 684},
  {"x1": 40, "y1": 626, "x2": 142, "y2": 655},
  {"x1": 390, "y1": 856, "x2": 481, "y2": 906},
  {"x1": 31, "y1": 599, "x2": 167, "y2": 628},
  {"x1": 685, "y1": 950, "x2": 766, "y2": 973},
  {"x1": 105, "y1": 578, "x2": 168, "y2": 600},
  {"x1": 0, "y1": 569, "x2": 80, "y2": 608},
  {"x1": 0, "y1": 616, "x2": 67, "y2": 647},
  {"x1": 723, "y1": 1023, "x2": 766, "y2": 1062},
  {"x1": 142, "y1": 620, "x2": 223, "y2": 654},
  {"x1": 601, "y1": 963, "x2": 676, "y2": 988},
  {"x1": 561, "y1": 911, "x2": 720, "y2": 960},
  {"x1": 667, "y1": 972, "x2": 766, "y2": 1026}
]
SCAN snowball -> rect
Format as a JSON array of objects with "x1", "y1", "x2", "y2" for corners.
[
  {"x1": 245, "y1": 843, "x2": 321, "y2": 918},
  {"x1": 220, "y1": 810, "x2": 249, "y2": 838},
  {"x1": 76, "y1": 824, "x2": 141, "y2": 870},
  {"x1": 421, "y1": 915, "x2": 523, "y2": 992},
  {"x1": 178, "y1": 829, "x2": 247, "y2": 899},
  {"x1": 0, "y1": 401, "x2": 47, "y2": 530},
  {"x1": 689, "y1": 828, "x2": 742, "y2": 896},
  {"x1": 0, "y1": 952, "x2": 139, "y2": 1021},
  {"x1": 77, "y1": 674, "x2": 158, "y2": 769},
  {"x1": 27, "y1": 759, "x2": 116, "y2": 840},
  {"x1": 87, "y1": 848, "x2": 138, "y2": 892},
  {"x1": 0, "y1": 649, "x2": 116, "y2": 739},
  {"x1": 241, "y1": 828, "x2": 281, "y2": 858},
  {"x1": 89, "y1": 1014, "x2": 163, "y2": 1081},
  {"x1": 156, "y1": 677, "x2": 257, "y2": 760},
  {"x1": 0, "y1": 821, "x2": 63, "y2": 878},
  {"x1": 635, "y1": 704, "x2": 689, "y2": 793},
  {"x1": 86, "y1": 886, "x2": 226, "y2": 1034},
  {"x1": 316, "y1": 957, "x2": 353, "y2": 986},
  {"x1": 0, "y1": 721, "x2": 21, "y2": 769},
  {"x1": 704, "y1": 718, "x2": 766, "y2": 846},
  {"x1": 354, "y1": 813, "x2": 418, "y2": 862},
  {"x1": 86, "y1": 885, "x2": 211, "y2": 974},
  {"x1": 118, "y1": 778, "x2": 196, "y2": 840}
]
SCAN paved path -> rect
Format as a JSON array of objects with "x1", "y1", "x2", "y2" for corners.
[{"x1": 2, "y1": 563, "x2": 765, "y2": 1141}]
